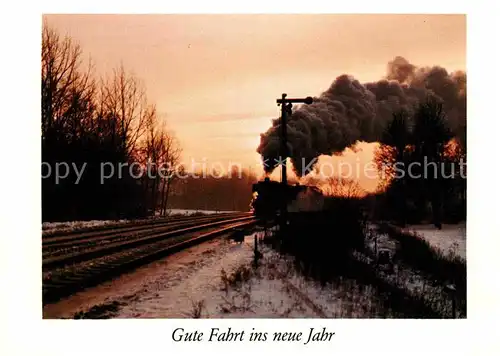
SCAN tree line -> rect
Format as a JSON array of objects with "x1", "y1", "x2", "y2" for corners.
[
  {"x1": 42, "y1": 24, "x2": 259, "y2": 222},
  {"x1": 168, "y1": 167, "x2": 258, "y2": 212},
  {"x1": 372, "y1": 96, "x2": 466, "y2": 226},
  {"x1": 41, "y1": 24, "x2": 185, "y2": 222},
  {"x1": 299, "y1": 96, "x2": 466, "y2": 227}
]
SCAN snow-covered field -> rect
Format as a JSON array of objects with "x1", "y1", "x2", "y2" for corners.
[
  {"x1": 43, "y1": 221, "x2": 465, "y2": 319},
  {"x1": 44, "y1": 231, "x2": 386, "y2": 319},
  {"x1": 363, "y1": 225, "x2": 458, "y2": 316},
  {"x1": 402, "y1": 223, "x2": 466, "y2": 259}
]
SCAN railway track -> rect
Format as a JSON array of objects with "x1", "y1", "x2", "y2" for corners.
[
  {"x1": 43, "y1": 214, "x2": 257, "y2": 306},
  {"x1": 42, "y1": 212, "x2": 251, "y2": 256},
  {"x1": 42, "y1": 211, "x2": 248, "y2": 240}
]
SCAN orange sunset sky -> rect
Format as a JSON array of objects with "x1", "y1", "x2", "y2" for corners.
[{"x1": 43, "y1": 14, "x2": 466, "y2": 192}]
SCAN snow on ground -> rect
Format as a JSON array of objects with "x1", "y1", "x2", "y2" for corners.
[
  {"x1": 44, "y1": 230, "x2": 388, "y2": 319},
  {"x1": 43, "y1": 220, "x2": 465, "y2": 319},
  {"x1": 402, "y1": 223, "x2": 466, "y2": 259},
  {"x1": 43, "y1": 235, "x2": 251, "y2": 318},
  {"x1": 365, "y1": 225, "x2": 397, "y2": 255},
  {"x1": 42, "y1": 219, "x2": 130, "y2": 235},
  {"x1": 44, "y1": 233, "x2": 322, "y2": 318},
  {"x1": 362, "y1": 223, "x2": 461, "y2": 317},
  {"x1": 264, "y1": 250, "x2": 387, "y2": 318},
  {"x1": 42, "y1": 209, "x2": 243, "y2": 235},
  {"x1": 164, "y1": 209, "x2": 241, "y2": 216},
  {"x1": 367, "y1": 222, "x2": 466, "y2": 260},
  {"x1": 359, "y1": 229, "x2": 442, "y2": 298}
]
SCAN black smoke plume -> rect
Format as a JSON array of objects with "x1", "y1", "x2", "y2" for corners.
[{"x1": 257, "y1": 56, "x2": 466, "y2": 176}]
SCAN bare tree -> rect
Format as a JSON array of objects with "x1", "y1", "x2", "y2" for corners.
[
  {"x1": 301, "y1": 174, "x2": 364, "y2": 199},
  {"x1": 42, "y1": 23, "x2": 95, "y2": 141},
  {"x1": 140, "y1": 112, "x2": 182, "y2": 215},
  {"x1": 42, "y1": 22, "x2": 174, "y2": 221},
  {"x1": 322, "y1": 177, "x2": 365, "y2": 198},
  {"x1": 100, "y1": 64, "x2": 151, "y2": 157},
  {"x1": 159, "y1": 132, "x2": 182, "y2": 216}
]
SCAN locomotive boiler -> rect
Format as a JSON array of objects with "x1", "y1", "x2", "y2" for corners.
[{"x1": 250, "y1": 177, "x2": 324, "y2": 220}]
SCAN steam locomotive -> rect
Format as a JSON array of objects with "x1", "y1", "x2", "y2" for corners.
[{"x1": 250, "y1": 177, "x2": 324, "y2": 219}]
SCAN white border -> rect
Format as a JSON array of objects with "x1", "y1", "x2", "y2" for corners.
[{"x1": 1, "y1": 1, "x2": 499, "y2": 355}]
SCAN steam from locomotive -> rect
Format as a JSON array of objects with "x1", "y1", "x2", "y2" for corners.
[{"x1": 257, "y1": 56, "x2": 466, "y2": 177}]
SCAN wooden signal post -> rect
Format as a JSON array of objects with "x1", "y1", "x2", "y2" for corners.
[{"x1": 276, "y1": 94, "x2": 313, "y2": 234}]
